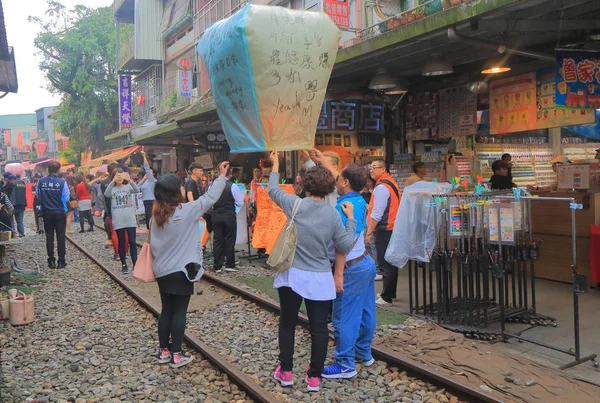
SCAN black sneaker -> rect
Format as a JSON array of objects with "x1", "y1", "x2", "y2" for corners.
[
  {"x1": 122, "y1": 264, "x2": 128, "y2": 274},
  {"x1": 170, "y1": 351, "x2": 193, "y2": 368},
  {"x1": 57, "y1": 261, "x2": 66, "y2": 269},
  {"x1": 79, "y1": 229, "x2": 85, "y2": 233},
  {"x1": 48, "y1": 259, "x2": 56, "y2": 270},
  {"x1": 87, "y1": 228, "x2": 94, "y2": 232}
]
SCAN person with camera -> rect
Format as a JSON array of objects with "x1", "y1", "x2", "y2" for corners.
[
  {"x1": 151, "y1": 161, "x2": 230, "y2": 368},
  {"x1": 104, "y1": 169, "x2": 140, "y2": 274}
]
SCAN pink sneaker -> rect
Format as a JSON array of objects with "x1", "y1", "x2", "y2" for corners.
[
  {"x1": 305, "y1": 375, "x2": 320, "y2": 392},
  {"x1": 156, "y1": 347, "x2": 171, "y2": 364},
  {"x1": 273, "y1": 365, "x2": 293, "y2": 387}
]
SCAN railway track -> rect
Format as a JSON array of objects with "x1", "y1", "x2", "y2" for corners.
[{"x1": 68, "y1": 222, "x2": 502, "y2": 403}]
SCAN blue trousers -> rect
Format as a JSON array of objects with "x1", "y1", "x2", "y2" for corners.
[{"x1": 332, "y1": 255, "x2": 376, "y2": 369}]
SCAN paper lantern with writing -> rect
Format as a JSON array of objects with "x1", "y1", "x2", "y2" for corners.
[{"x1": 198, "y1": 4, "x2": 340, "y2": 152}]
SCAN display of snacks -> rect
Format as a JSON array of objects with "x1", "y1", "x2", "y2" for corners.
[
  {"x1": 454, "y1": 155, "x2": 472, "y2": 177},
  {"x1": 390, "y1": 162, "x2": 443, "y2": 190},
  {"x1": 562, "y1": 143, "x2": 600, "y2": 162},
  {"x1": 475, "y1": 143, "x2": 554, "y2": 187}
]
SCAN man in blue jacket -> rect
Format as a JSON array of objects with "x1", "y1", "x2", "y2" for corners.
[
  {"x1": 311, "y1": 149, "x2": 377, "y2": 379},
  {"x1": 36, "y1": 161, "x2": 70, "y2": 269}
]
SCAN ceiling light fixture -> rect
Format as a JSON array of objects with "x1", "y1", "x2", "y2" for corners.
[
  {"x1": 383, "y1": 77, "x2": 409, "y2": 95},
  {"x1": 422, "y1": 54, "x2": 454, "y2": 76},
  {"x1": 369, "y1": 68, "x2": 396, "y2": 90},
  {"x1": 481, "y1": 55, "x2": 511, "y2": 74}
]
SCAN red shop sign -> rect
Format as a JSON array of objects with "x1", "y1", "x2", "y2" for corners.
[
  {"x1": 179, "y1": 57, "x2": 192, "y2": 71},
  {"x1": 323, "y1": 0, "x2": 349, "y2": 28}
]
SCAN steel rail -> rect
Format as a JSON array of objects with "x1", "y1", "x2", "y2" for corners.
[{"x1": 65, "y1": 234, "x2": 282, "y2": 403}]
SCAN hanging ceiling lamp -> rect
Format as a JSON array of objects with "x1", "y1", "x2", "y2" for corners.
[
  {"x1": 422, "y1": 54, "x2": 454, "y2": 76},
  {"x1": 383, "y1": 77, "x2": 409, "y2": 95},
  {"x1": 481, "y1": 55, "x2": 511, "y2": 74},
  {"x1": 369, "y1": 68, "x2": 396, "y2": 90}
]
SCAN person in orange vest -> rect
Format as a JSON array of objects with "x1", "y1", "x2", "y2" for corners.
[{"x1": 366, "y1": 160, "x2": 401, "y2": 306}]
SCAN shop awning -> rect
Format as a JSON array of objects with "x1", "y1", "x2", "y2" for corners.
[{"x1": 88, "y1": 146, "x2": 141, "y2": 167}]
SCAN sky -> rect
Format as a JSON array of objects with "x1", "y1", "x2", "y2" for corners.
[{"x1": 1, "y1": 0, "x2": 112, "y2": 116}]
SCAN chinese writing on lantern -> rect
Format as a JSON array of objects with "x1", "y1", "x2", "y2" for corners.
[
  {"x1": 179, "y1": 70, "x2": 192, "y2": 97},
  {"x1": 323, "y1": 0, "x2": 349, "y2": 28},
  {"x1": 119, "y1": 75, "x2": 132, "y2": 129}
]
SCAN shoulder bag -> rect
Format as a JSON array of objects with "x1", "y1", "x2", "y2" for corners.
[
  {"x1": 133, "y1": 220, "x2": 156, "y2": 283},
  {"x1": 267, "y1": 198, "x2": 302, "y2": 273}
]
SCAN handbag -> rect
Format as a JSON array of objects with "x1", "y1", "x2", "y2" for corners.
[
  {"x1": 69, "y1": 200, "x2": 79, "y2": 209},
  {"x1": 267, "y1": 198, "x2": 302, "y2": 273},
  {"x1": 133, "y1": 220, "x2": 155, "y2": 282}
]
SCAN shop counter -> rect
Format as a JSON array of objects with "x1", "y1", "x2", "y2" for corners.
[{"x1": 530, "y1": 191, "x2": 597, "y2": 284}]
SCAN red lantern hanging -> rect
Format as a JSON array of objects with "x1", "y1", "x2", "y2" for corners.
[{"x1": 137, "y1": 95, "x2": 145, "y2": 105}]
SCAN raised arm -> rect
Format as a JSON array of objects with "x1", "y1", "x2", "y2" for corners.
[
  {"x1": 141, "y1": 151, "x2": 156, "y2": 183},
  {"x1": 331, "y1": 203, "x2": 357, "y2": 254},
  {"x1": 267, "y1": 151, "x2": 298, "y2": 216},
  {"x1": 104, "y1": 182, "x2": 115, "y2": 198},
  {"x1": 128, "y1": 181, "x2": 140, "y2": 193},
  {"x1": 189, "y1": 161, "x2": 230, "y2": 218}
]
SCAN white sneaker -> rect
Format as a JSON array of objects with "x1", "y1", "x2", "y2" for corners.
[
  {"x1": 224, "y1": 267, "x2": 239, "y2": 272},
  {"x1": 374, "y1": 274, "x2": 383, "y2": 281},
  {"x1": 375, "y1": 297, "x2": 392, "y2": 306},
  {"x1": 357, "y1": 358, "x2": 375, "y2": 367}
]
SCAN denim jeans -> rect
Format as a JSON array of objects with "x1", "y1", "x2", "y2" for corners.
[
  {"x1": 14, "y1": 208, "x2": 25, "y2": 236},
  {"x1": 332, "y1": 255, "x2": 376, "y2": 369}
]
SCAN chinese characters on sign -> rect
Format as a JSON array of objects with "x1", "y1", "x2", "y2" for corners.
[
  {"x1": 119, "y1": 75, "x2": 132, "y2": 130},
  {"x1": 317, "y1": 101, "x2": 384, "y2": 132},
  {"x1": 179, "y1": 57, "x2": 193, "y2": 97},
  {"x1": 489, "y1": 73, "x2": 537, "y2": 135},
  {"x1": 179, "y1": 70, "x2": 192, "y2": 97},
  {"x1": 537, "y1": 68, "x2": 595, "y2": 129},
  {"x1": 555, "y1": 50, "x2": 600, "y2": 109},
  {"x1": 323, "y1": 0, "x2": 349, "y2": 28}
]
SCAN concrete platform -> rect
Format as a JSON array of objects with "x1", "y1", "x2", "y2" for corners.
[{"x1": 375, "y1": 266, "x2": 600, "y2": 384}]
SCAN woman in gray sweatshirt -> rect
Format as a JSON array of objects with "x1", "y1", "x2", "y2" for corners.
[
  {"x1": 104, "y1": 169, "x2": 139, "y2": 274},
  {"x1": 268, "y1": 151, "x2": 357, "y2": 393}
]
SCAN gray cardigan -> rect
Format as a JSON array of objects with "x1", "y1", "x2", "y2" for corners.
[{"x1": 268, "y1": 172, "x2": 356, "y2": 272}]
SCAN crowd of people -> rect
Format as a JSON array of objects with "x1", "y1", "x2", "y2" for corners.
[{"x1": 21, "y1": 145, "x2": 440, "y2": 394}]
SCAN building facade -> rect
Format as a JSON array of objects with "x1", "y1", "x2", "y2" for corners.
[{"x1": 0, "y1": 114, "x2": 37, "y2": 161}]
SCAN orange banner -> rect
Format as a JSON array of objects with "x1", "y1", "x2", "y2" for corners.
[
  {"x1": 17, "y1": 132, "x2": 23, "y2": 150},
  {"x1": 490, "y1": 72, "x2": 537, "y2": 135},
  {"x1": 251, "y1": 184, "x2": 295, "y2": 254}
]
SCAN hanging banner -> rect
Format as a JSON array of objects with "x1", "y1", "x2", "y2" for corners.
[
  {"x1": 119, "y1": 75, "x2": 133, "y2": 129},
  {"x1": 323, "y1": 0, "x2": 349, "y2": 28},
  {"x1": 17, "y1": 132, "x2": 23, "y2": 150},
  {"x1": 489, "y1": 72, "x2": 537, "y2": 135},
  {"x1": 179, "y1": 69, "x2": 192, "y2": 97},
  {"x1": 35, "y1": 142, "x2": 48, "y2": 155},
  {"x1": 3, "y1": 129, "x2": 10, "y2": 146},
  {"x1": 251, "y1": 184, "x2": 295, "y2": 254},
  {"x1": 555, "y1": 50, "x2": 600, "y2": 109},
  {"x1": 537, "y1": 68, "x2": 595, "y2": 129},
  {"x1": 198, "y1": 4, "x2": 341, "y2": 152}
]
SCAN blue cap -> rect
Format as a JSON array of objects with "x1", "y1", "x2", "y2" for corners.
[{"x1": 7, "y1": 174, "x2": 16, "y2": 180}]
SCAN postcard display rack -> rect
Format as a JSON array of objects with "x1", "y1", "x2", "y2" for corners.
[
  {"x1": 475, "y1": 144, "x2": 555, "y2": 188},
  {"x1": 406, "y1": 191, "x2": 597, "y2": 370}
]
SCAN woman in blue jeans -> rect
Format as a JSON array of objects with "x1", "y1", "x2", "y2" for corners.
[{"x1": 310, "y1": 151, "x2": 378, "y2": 379}]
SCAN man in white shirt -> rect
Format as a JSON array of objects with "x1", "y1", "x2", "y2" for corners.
[{"x1": 211, "y1": 167, "x2": 245, "y2": 273}]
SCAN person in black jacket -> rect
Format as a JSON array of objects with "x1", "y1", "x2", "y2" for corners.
[
  {"x1": 489, "y1": 160, "x2": 516, "y2": 190},
  {"x1": 11, "y1": 175, "x2": 28, "y2": 237}
]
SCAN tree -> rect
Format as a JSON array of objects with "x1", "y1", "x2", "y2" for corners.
[{"x1": 30, "y1": 1, "x2": 118, "y2": 155}]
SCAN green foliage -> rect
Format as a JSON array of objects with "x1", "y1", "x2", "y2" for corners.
[
  {"x1": 30, "y1": 1, "x2": 118, "y2": 155},
  {"x1": 59, "y1": 148, "x2": 80, "y2": 165},
  {"x1": 162, "y1": 93, "x2": 178, "y2": 110}
]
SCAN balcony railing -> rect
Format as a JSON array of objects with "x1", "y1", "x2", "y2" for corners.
[
  {"x1": 360, "y1": 0, "x2": 465, "y2": 41},
  {"x1": 118, "y1": 34, "x2": 135, "y2": 70},
  {"x1": 193, "y1": 0, "x2": 246, "y2": 42},
  {"x1": 133, "y1": 66, "x2": 163, "y2": 126}
]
